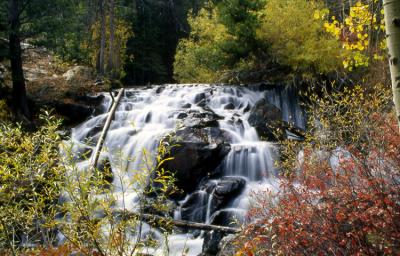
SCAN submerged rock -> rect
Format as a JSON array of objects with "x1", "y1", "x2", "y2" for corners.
[
  {"x1": 180, "y1": 191, "x2": 210, "y2": 223},
  {"x1": 180, "y1": 177, "x2": 246, "y2": 224}
]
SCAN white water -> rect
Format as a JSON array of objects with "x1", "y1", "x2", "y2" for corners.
[{"x1": 67, "y1": 84, "x2": 305, "y2": 255}]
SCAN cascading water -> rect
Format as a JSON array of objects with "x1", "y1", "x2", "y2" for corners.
[{"x1": 67, "y1": 84, "x2": 305, "y2": 255}]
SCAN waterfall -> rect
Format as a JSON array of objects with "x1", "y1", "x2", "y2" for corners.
[{"x1": 67, "y1": 84, "x2": 305, "y2": 255}]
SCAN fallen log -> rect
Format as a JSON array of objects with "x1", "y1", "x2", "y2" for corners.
[
  {"x1": 114, "y1": 210, "x2": 240, "y2": 234},
  {"x1": 89, "y1": 88, "x2": 125, "y2": 172}
]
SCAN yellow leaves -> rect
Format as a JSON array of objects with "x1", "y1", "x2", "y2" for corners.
[
  {"x1": 313, "y1": 10, "x2": 321, "y2": 20},
  {"x1": 343, "y1": 60, "x2": 349, "y2": 69},
  {"x1": 322, "y1": 1, "x2": 386, "y2": 71},
  {"x1": 313, "y1": 8, "x2": 329, "y2": 20}
]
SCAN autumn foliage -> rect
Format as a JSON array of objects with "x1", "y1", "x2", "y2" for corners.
[{"x1": 238, "y1": 85, "x2": 400, "y2": 255}]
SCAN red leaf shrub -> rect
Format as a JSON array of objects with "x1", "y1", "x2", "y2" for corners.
[{"x1": 238, "y1": 85, "x2": 400, "y2": 255}]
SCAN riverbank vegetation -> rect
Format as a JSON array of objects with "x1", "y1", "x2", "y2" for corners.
[{"x1": 237, "y1": 85, "x2": 400, "y2": 255}]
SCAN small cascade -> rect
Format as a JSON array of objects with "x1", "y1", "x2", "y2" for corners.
[{"x1": 66, "y1": 84, "x2": 305, "y2": 255}]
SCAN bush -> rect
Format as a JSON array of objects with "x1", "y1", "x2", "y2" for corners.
[
  {"x1": 0, "y1": 111, "x2": 64, "y2": 255},
  {"x1": 237, "y1": 84, "x2": 400, "y2": 255},
  {"x1": 0, "y1": 111, "x2": 178, "y2": 255}
]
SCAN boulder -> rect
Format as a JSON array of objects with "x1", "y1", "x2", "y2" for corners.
[
  {"x1": 180, "y1": 109, "x2": 223, "y2": 129},
  {"x1": 213, "y1": 177, "x2": 246, "y2": 199},
  {"x1": 63, "y1": 66, "x2": 95, "y2": 82},
  {"x1": 194, "y1": 92, "x2": 206, "y2": 104},
  {"x1": 180, "y1": 177, "x2": 246, "y2": 223},
  {"x1": 248, "y1": 99, "x2": 285, "y2": 141},
  {"x1": 158, "y1": 126, "x2": 231, "y2": 196},
  {"x1": 200, "y1": 177, "x2": 246, "y2": 209},
  {"x1": 55, "y1": 102, "x2": 93, "y2": 123}
]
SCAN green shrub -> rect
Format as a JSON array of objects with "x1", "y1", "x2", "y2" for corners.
[{"x1": 0, "y1": 111, "x2": 64, "y2": 255}]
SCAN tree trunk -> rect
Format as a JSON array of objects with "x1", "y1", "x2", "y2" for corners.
[
  {"x1": 383, "y1": 0, "x2": 400, "y2": 130},
  {"x1": 107, "y1": 0, "x2": 115, "y2": 77},
  {"x1": 8, "y1": 0, "x2": 31, "y2": 121},
  {"x1": 98, "y1": 0, "x2": 106, "y2": 76}
]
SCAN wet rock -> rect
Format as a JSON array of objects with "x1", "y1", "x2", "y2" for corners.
[
  {"x1": 214, "y1": 177, "x2": 246, "y2": 198},
  {"x1": 181, "y1": 177, "x2": 246, "y2": 223},
  {"x1": 224, "y1": 103, "x2": 235, "y2": 110},
  {"x1": 155, "y1": 86, "x2": 164, "y2": 94},
  {"x1": 181, "y1": 109, "x2": 223, "y2": 129},
  {"x1": 194, "y1": 92, "x2": 206, "y2": 104},
  {"x1": 145, "y1": 112, "x2": 152, "y2": 122},
  {"x1": 55, "y1": 102, "x2": 93, "y2": 123},
  {"x1": 242, "y1": 103, "x2": 251, "y2": 113},
  {"x1": 248, "y1": 99, "x2": 285, "y2": 141},
  {"x1": 181, "y1": 103, "x2": 191, "y2": 109},
  {"x1": 180, "y1": 191, "x2": 209, "y2": 223},
  {"x1": 176, "y1": 112, "x2": 188, "y2": 119},
  {"x1": 210, "y1": 209, "x2": 245, "y2": 227},
  {"x1": 158, "y1": 126, "x2": 231, "y2": 196},
  {"x1": 200, "y1": 177, "x2": 246, "y2": 206},
  {"x1": 217, "y1": 234, "x2": 239, "y2": 256},
  {"x1": 202, "y1": 231, "x2": 224, "y2": 256},
  {"x1": 197, "y1": 99, "x2": 207, "y2": 107}
]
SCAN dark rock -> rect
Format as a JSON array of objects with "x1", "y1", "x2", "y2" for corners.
[
  {"x1": 207, "y1": 177, "x2": 246, "y2": 211},
  {"x1": 202, "y1": 231, "x2": 224, "y2": 256},
  {"x1": 55, "y1": 102, "x2": 93, "y2": 124},
  {"x1": 180, "y1": 191, "x2": 209, "y2": 223},
  {"x1": 181, "y1": 177, "x2": 246, "y2": 223},
  {"x1": 210, "y1": 209, "x2": 245, "y2": 227},
  {"x1": 213, "y1": 177, "x2": 246, "y2": 198},
  {"x1": 158, "y1": 126, "x2": 231, "y2": 196},
  {"x1": 181, "y1": 109, "x2": 223, "y2": 129},
  {"x1": 194, "y1": 92, "x2": 206, "y2": 104},
  {"x1": 248, "y1": 99, "x2": 285, "y2": 141},
  {"x1": 181, "y1": 103, "x2": 191, "y2": 108},
  {"x1": 224, "y1": 103, "x2": 235, "y2": 110},
  {"x1": 155, "y1": 86, "x2": 164, "y2": 94},
  {"x1": 145, "y1": 112, "x2": 152, "y2": 123},
  {"x1": 74, "y1": 94, "x2": 105, "y2": 106},
  {"x1": 176, "y1": 112, "x2": 188, "y2": 119},
  {"x1": 242, "y1": 103, "x2": 251, "y2": 113},
  {"x1": 197, "y1": 99, "x2": 207, "y2": 107}
]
